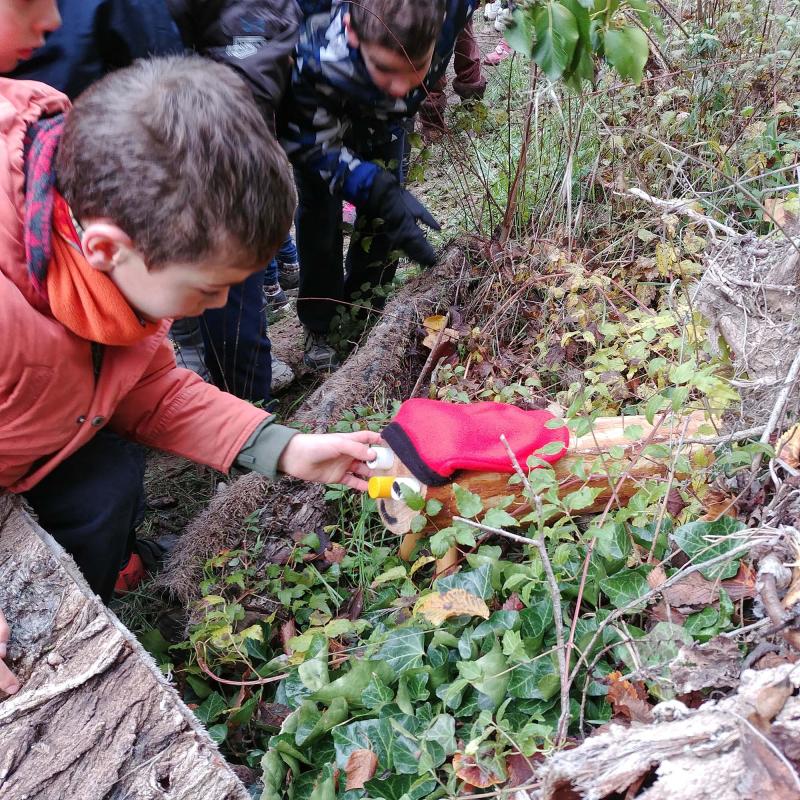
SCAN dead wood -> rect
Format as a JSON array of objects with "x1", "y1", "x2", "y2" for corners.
[
  {"x1": 158, "y1": 245, "x2": 467, "y2": 603},
  {"x1": 694, "y1": 233, "x2": 800, "y2": 427},
  {"x1": 537, "y1": 660, "x2": 800, "y2": 800},
  {"x1": 0, "y1": 493, "x2": 249, "y2": 800}
]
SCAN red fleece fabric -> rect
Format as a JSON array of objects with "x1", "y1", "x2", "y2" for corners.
[{"x1": 381, "y1": 399, "x2": 570, "y2": 486}]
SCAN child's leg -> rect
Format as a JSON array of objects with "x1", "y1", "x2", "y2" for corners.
[
  {"x1": 200, "y1": 270, "x2": 273, "y2": 404},
  {"x1": 294, "y1": 169, "x2": 346, "y2": 335},
  {"x1": 452, "y1": 20, "x2": 487, "y2": 100},
  {"x1": 22, "y1": 431, "x2": 146, "y2": 603}
]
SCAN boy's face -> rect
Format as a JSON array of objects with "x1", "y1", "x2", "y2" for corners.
[
  {"x1": 0, "y1": 0, "x2": 61, "y2": 72},
  {"x1": 345, "y1": 16, "x2": 434, "y2": 99},
  {"x1": 81, "y1": 221, "x2": 264, "y2": 322}
]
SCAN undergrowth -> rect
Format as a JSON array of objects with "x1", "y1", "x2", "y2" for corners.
[{"x1": 119, "y1": 1, "x2": 800, "y2": 797}]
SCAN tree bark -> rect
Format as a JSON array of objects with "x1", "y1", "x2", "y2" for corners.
[{"x1": 0, "y1": 493, "x2": 249, "y2": 800}]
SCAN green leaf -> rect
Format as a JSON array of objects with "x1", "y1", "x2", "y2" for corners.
[
  {"x1": 472, "y1": 642, "x2": 510, "y2": 710},
  {"x1": 435, "y1": 563, "x2": 494, "y2": 600},
  {"x1": 508, "y1": 653, "x2": 560, "y2": 700},
  {"x1": 313, "y1": 659, "x2": 394, "y2": 706},
  {"x1": 378, "y1": 627, "x2": 426, "y2": 676},
  {"x1": 505, "y1": 7, "x2": 534, "y2": 56},
  {"x1": 604, "y1": 24, "x2": 649, "y2": 84},
  {"x1": 454, "y1": 483, "x2": 484, "y2": 518},
  {"x1": 519, "y1": 596, "x2": 554, "y2": 651},
  {"x1": 195, "y1": 691, "x2": 228, "y2": 725},
  {"x1": 364, "y1": 775, "x2": 438, "y2": 800},
  {"x1": 532, "y1": 2, "x2": 580, "y2": 81},
  {"x1": 483, "y1": 507, "x2": 520, "y2": 528},
  {"x1": 362, "y1": 674, "x2": 395, "y2": 709},
  {"x1": 599, "y1": 565, "x2": 652, "y2": 610},
  {"x1": 672, "y1": 516, "x2": 746, "y2": 580},
  {"x1": 207, "y1": 723, "x2": 228, "y2": 745}
]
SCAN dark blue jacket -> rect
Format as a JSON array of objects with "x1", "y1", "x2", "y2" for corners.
[
  {"x1": 6, "y1": 0, "x2": 184, "y2": 98},
  {"x1": 279, "y1": 0, "x2": 477, "y2": 205},
  {"x1": 6, "y1": 0, "x2": 300, "y2": 122}
]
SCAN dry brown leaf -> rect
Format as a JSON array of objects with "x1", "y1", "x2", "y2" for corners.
[
  {"x1": 452, "y1": 752, "x2": 505, "y2": 788},
  {"x1": 606, "y1": 671, "x2": 653, "y2": 723},
  {"x1": 416, "y1": 589, "x2": 490, "y2": 626},
  {"x1": 344, "y1": 749, "x2": 378, "y2": 790}
]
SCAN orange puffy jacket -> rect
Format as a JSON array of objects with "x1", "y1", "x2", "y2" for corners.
[{"x1": 0, "y1": 78, "x2": 269, "y2": 492}]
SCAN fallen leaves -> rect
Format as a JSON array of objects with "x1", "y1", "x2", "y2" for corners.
[
  {"x1": 606, "y1": 671, "x2": 653, "y2": 723},
  {"x1": 344, "y1": 749, "x2": 378, "y2": 790},
  {"x1": 416, "y1": 589, "x2": 490, "y2": 626}
]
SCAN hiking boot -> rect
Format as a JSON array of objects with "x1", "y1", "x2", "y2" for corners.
[
  {"x1": 265, "y1": 282, "x2": 290, "y2": 316},
  {"x1": 271, "y1": 356, "x2": 296, "y2": 393},
  {"x1": 303, "y1": 329, "x2": 341, "y2": 372},
  {"x1": 278, "y1": 260, "x2": 300, "y2": 290},
  {"x1": 114, "y1": 534, "x2": 178, "y2": 595}
]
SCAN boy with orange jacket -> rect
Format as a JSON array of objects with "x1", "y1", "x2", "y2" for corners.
[{"x1": 0, "y1": 53, "x2": 379, "y2": 695}]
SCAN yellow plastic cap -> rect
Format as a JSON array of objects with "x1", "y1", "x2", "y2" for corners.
[{"x1": 368, "y1": 476, "x2": 396, "y2": 499}]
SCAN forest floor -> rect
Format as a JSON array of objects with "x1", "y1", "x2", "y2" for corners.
[{"x1": 113, "y1": 7, "x2": 800, "y2": 799}]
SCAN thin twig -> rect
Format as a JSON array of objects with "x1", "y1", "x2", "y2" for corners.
[{"x1": 499, "y1": 434, "x2": 570, "y2": 745}]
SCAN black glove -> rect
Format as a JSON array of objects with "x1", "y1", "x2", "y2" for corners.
[{"x1": 365, "y1": 170, "x2": 441, "y2": 267}]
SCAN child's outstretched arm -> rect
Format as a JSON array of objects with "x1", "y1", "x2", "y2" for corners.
[{"x1": 276, "y1": 430, "x2": 381, "y2": 491}]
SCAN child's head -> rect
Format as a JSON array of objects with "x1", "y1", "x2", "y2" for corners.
[
  {"x1": 345, "y1": 0, "x2": 446, "y2": 98},
  {"x1": 0, "y1": 0, "x2": 61, "y2": 71},
  {"x1": 56, "y1": 56, "x2": 296, "y2": 321}
]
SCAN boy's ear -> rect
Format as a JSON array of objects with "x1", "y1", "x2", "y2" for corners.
[
  {"x1": 344, "y1": 13, "x2": 360, "y2": 48},
  {"x1": 81, "y1": 222, "x2": 134, "y2": 272}
]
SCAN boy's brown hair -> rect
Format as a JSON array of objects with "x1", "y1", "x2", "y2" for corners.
[
  {"x1": 56, "y1": 56, "x2": 296, "y2": 269},
  {"x1": 349, "y1": 0, "x2": 446, "y2": 63}
]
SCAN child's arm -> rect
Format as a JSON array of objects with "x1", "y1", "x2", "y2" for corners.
[{"x1": 0, "y1": 608, "x2": 20, "y2": 695}]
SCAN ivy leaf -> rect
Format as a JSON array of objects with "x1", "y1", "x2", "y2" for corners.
[
  {"x1": 532, "y1": 1, "x2": 580, "y2": 81},
  {"x1": 195, "y1": 691, "x2": 228, "y2": 725},
  {"x1": 435, "y1": 563, "x2": 494, "y2": 600},
  {"x1": 600, "y1": 565, "x2": 652, "y2": 610},
  {"x1": 505, "y1": 6, "x2": 534, "y2": 56},
  {"x1": 378, "y1": 627, "x2": 425, "y2": 676},
  {"x1": 454, "y1": 483, "x2": 484, "y2": 518},
  {"x1": 673, "y1": 516, "x2": 746, "y2": 580},
  {"x1": 364, "y1": 775, "x2": 438, "y2": 800},
  {"x1": 508, "y1": 654, "x2": 560, "y2": 700}
]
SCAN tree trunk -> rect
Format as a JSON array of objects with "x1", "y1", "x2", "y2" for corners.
[{"x1": 0, "y1": 493, "x2": 249, "y2": 800}]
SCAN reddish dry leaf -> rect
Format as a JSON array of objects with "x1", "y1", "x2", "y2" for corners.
[
  {"x1": 452, "y1": 752, "x2": 505, "y2": 789},
  {"x1": 345, "y1": 749, "x2": 378, "y2": 790},
  {"x1": 324, "y1": 543, "x2": 346, "y2": 564},
  {"x1": 280, "y1": 619, "x2": 296, "y2": 656},
  {"x1": 606, "y1": 671, "x2": 653, "y2": 723},
  {"x1": 502, "y1": 593, "x2": 525, "y2": 611}
]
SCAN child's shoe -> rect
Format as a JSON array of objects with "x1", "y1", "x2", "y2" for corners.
[
  {"x1": 277, "y1": 260, "x2": 300, "y2": 290},
  {"x1": 484, "y1": 39, "x2": 513, "y2": 65},
  {"x1": 303, "y1": 329, "x2": 341, "y2": 372},
  {"x1": 342, "y1": 202, "x2": 357, "y2": 226},
  {"x1": 271, "y1": 356, "x2": 296, "y2": 393},
  {"x1": 265, "y1": 282, "x2": 290, "y2": 316},
  {"x1": 494, "y1": 6, "x2": 512, "y2": 31},
  {"x1": 484, "y1": 0, "x2": 502, "y2": 20}
]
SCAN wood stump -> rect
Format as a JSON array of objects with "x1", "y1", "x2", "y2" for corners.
[{"x1": 0, "y1": 494, "x2": 249, "y2": 800}]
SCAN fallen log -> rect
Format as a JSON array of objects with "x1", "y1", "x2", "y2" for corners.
[
  {"x1": 536, "y1": 660, "x2": 800, "y2": 800},
  {"x1": 369, "y1": 412, "x2": 711, "y2": 561},
  {"x1": 0, "y1": 493, "x2": 249, "y2": 800}
]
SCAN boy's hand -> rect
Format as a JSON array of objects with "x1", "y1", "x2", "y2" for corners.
[
  {"x1": 277, "y1": 430, "x2": 382, "y2": 490},
  {"x1": 0, "y1": 608, "x2": 20, "y2": 696},
  {"x1": 366, "y1": 172, "x2": 441, "y2": 267}
]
